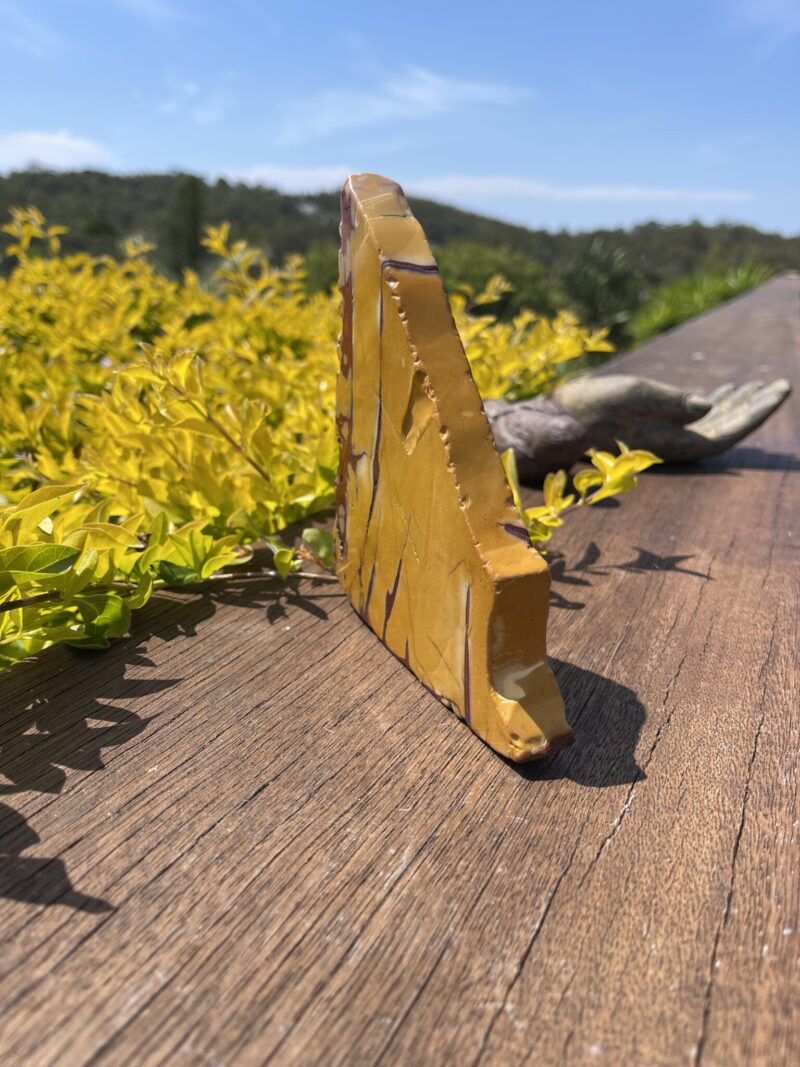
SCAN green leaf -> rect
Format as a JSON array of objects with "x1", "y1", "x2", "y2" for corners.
[
  {"x1": 126, "y1": 572, "x2": 154, "y2": 609},
  {"x1": 1, "y1": 484, "x2": 84, "y2": 541},
  {"x1": 166, "y1": 349, "x2": 198, "y2": 388},
  {"x1": 573, "y1": 468, "x2": 603, "y2": 499},
  {"x1": 119, "y1": 364, "x2": 164, "y2": 385},
  {"x1": 264, "y1": 534, "x2": 288, "y2": 556},
  {"x1": 69, "y1": 593, "x2": 132, "y2": 646},
  {"x1": 173, "y1": 418, "x2": 225, "y2": 438},
  {"x1": 0, "y1": 543, "x2": 79, "y2": 589},
  {"x1": 302, "y1": 528, "x2": 334, "y2": 569},
  {"x1": 273, "y1": 548, "x2": 295, "y2": 579},
  {"x1": 581, "y1": 443, "x2": 662, "y2": 504},
  {"x1": 64, "y1": 522, "x2": 142, "y2": 550},
  {"x1": 61, "y1": 548, "x2": 100, "y2": 598},
  {"x1": 155, "y1": 560, "x2": 200, "y2": 586},
  {"x1": 542, "y1": 470, "x2": 574, "y2": 512},
  {"x1": 500, "y1": 448, "x2": 524, "y2": 514},
  {"x1": 264, "y1": 535, "x2": 298, "y2": 579}
]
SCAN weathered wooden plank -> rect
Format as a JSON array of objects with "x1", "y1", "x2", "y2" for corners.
[{"x1": 0, "y1": 277, "x2": 797, "y2": 1066}]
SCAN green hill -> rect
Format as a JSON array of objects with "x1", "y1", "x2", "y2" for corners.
[
  {"x1": 2, "y1": 169, "x2": 798, "y2": 347},
  {"x1": 2, "y1": 169, "x2": 798, "y2": 285}
]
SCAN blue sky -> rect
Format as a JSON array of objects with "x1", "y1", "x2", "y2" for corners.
[{"x1": 2, "y1": 0, "x2": 799, "y2": 233}]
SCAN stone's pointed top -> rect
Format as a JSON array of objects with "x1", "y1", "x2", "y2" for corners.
[
  {"x1": 335, "y1": 173, "x2": 570, "y2": 761},
  {"x1": 342, "y1": 172, "x2": 542, "y2": 580},
  {"x1": 345, "y1": 173, "x2": 413, "y2": 219}
]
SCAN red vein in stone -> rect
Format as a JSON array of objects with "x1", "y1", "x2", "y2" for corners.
[
  {"x1": 381, "y1": 259, "x2": 440, "y2": 276},
  {"x1": 463, "y1": 585, "x2": 472, "y2": 725},
  {"x1": 501, "y1": 521, "x2": 533, "y2": 544},
  {"x1": 382, "y1": 555, "x2": 404, "y2": 642},
  {"x1": 362, "y1": 561, "x2": 377, "y2": 618}
]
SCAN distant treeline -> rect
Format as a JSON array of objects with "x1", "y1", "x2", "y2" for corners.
[{"x1": 2, "y1": 169, "x2": 797, "y2": 344}]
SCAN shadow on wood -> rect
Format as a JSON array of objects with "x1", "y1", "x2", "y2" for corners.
[
  {"x1": 547, "y1": 538, "x2": 712, "y2": 610},
  {"x1": 206, "y1": 579, "x2": 345, "y2": 623},
  {"x1": 655, "y1": 446, "x2": 800, "y2": 475},
  {"x1": 0, "y1": 802, "x2": 113, "y2": 914},
  {"x1": 512, "y1": 657, "x2": 647, "y2": 788},
  {"x1": 0, "y1": 578, "x2": 343, "y2": 912},
  {"x1": 0, "y1": 639, "x2": 172, "y2": 911}
]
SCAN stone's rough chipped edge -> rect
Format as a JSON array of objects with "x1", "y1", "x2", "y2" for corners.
[{"x1": 335, "y1": 173, "x2": 570, "y2": 762}]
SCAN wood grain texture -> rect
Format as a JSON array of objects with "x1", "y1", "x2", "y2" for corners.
[{"x1": 0, "y1": 277, "x2": 797, "y2": 1067}]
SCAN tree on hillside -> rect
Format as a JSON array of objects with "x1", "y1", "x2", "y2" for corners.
[
  {"x1": 561, "y1": 239, "x2": 645, "y2": 343},
  {"x1": 165, "y1": 174, "x2": 205, "y2": 275},
  {"x1": 435, "y1": 242, "x2": 560, "y2": 317}
]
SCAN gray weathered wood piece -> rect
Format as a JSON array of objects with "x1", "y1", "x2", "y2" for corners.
[{"x1": 1, "y1": 277, "x2": 797, "y2": 1066}]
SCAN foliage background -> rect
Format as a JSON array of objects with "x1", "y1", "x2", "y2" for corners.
[
  {"x1": 1, "y1": 170, "x2": 795, "y2": 345},
  {"x1": 0, "y1": 208, "x2": 626, "y2": 670}
]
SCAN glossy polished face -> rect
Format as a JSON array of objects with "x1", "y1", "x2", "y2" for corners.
[{"x1": 335, "y1": 173, "x2": 571, "y2": 762}]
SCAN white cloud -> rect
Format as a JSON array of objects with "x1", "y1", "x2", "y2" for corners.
[
  {"x1": 1, "y1": 1, "x2": 61, "y2": 58},
  {"x1": 220, "y1": 166, "x2": 754, "y2": 207},
  {"x1": 276, "y1": 67, "x2": 529, "y2": 145},
  {"x1": 405, "y1": 175, "x2": 755, "y2": 205},
  {"x1": 225, "y1": 164, "x2": 352, "y2": 192},
  {"x1": 0, "y1": 131, "x2": 114, "y2": 172}
]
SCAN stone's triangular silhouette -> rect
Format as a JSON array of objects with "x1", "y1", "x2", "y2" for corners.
[{"x1": 335, "y1": 174, "x2": 572, "y2": 761}]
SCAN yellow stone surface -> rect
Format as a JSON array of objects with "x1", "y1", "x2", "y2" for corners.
[{"x1": 335, "y1": 174, "x2": 572, "y2": 761}]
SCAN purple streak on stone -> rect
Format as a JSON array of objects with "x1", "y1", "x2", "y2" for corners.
[
  {"x1": 363, "y1": 561, "x2": 377, "y2": 618},
  {"x1": 501, "y1": 522, "x2": 533, "y2": 544},
  {"x1": 382, "y1": 555, "x2": 404, "y2": 641},
  {"x1": 364, "y1": 380, "x2": 382, "y2": 536},
  {"x1": 381, "y1": 259, "x2": 440, "y2": 276}
]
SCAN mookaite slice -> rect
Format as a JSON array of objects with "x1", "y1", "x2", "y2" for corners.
[{"x1": 335, "y1": 173, "x2": 572, "y2": 761}]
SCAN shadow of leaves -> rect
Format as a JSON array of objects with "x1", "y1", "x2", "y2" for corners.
[{"x1": 0, "y1": 575, "x2": 342, "y2": 913}]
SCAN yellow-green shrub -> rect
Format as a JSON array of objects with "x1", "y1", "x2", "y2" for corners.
[{"x1": 0, "y1": 208, "x2": 622, "y2": 669}]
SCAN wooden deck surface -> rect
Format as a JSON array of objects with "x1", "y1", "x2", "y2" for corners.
[{"x1": 1, "y1": 277, "x2": 798, "y2": 1067}]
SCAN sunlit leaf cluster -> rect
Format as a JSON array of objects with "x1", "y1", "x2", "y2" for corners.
[
  {"x1": 0, "y1": 208, "x2": 616, "y2": 669},
  {"x1": 456, "y1": 275, "x2": 614, "y2": 400},
  {"x1": 501, "y1": 442, "x2": 661, "y2": 547}
]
